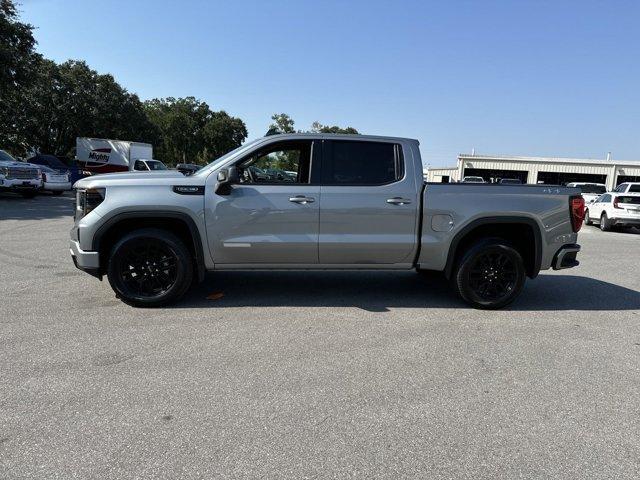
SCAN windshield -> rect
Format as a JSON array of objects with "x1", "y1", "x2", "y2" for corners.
[
  {"x1": 146, "y1": 160, "x2": 167, "y2": 170},
  {"x1": 579, "y1": 184, "x2": 606, "y2": 194},
  {"x1": 194, "y1": 138, "x2": 265, "y2": 176},
  {"x1": 0, "y1": 150, "x2": 16, "y2": 163}
]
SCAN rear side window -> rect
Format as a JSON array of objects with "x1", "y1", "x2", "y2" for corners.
[
  {"x1": 629, "y1": 185, "x2": 640, "y2": 193},
  {"x1": 322, "y1": 141, "x2": 402, "y2": 185},
  {"x1": 600, "y1": 194, "x2": 611, "y2": 203},
  {"x1": 618, "y1": 196, "x2": 640, "y2": 205}
]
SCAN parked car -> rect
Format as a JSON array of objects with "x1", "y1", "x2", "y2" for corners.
[
  {"x1": 566, "y1": 182, "x2": 606, "y2": 204},
  {"x1": 176, "y1": 163, "x2": 200, "y2": 176},
  {"x1": 613, "y1": 182, "x2": 640, "y2": 194},
  {"x1": 133, "y1": 159, "x2": 168, "y2": 171},
  {"x1": 498, "y1": 178, "x2": 522, "y2": 184},
  {"x1": 38, "y1": 165, "x2": 71, "y2": 195},
  {"x1": 462, "y1": 176, "x2": 485, "y2": 183},
  {"x1": 26, "y1": 153, "x2": 87, "y2": 185},
  {"x1": 584, "y1": 192, "x2": 640, "y2": 231},
  {"x1": 70, "y1": 133, "x2": 584, "y2": 310},
  {"x1": 0, "y1": 149, "x2": 42, "y2": 198}
]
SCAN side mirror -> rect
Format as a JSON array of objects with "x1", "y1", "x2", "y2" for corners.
[{"x1": 215, "y1": 166, "x2": 239, "y2": 195}]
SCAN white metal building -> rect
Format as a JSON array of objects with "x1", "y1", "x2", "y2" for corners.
[{"x1": 426, "y1": 154, "x2": 640, "y2": 190}]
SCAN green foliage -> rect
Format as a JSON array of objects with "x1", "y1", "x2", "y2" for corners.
[
  {"x1": 0, "y1": 0, "x2": 38, "y2": 153},
  {"x1": 16, "y1": 59, "x2": 158, "y2": 156},
  {"x1": 144, "y1": 97, "x2": 247, "y2": 166},
  {"x1": 269, "y1": 113, "x2": 296, "y2": 133},
  {"x1": 0, "y1": 0, "x2": 247, "y2": 164},
  {"x1": 310, "y1": 120, "x2": 359, "y2": 134}
]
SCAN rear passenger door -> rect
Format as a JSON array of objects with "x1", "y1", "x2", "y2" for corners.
[{"x1": 319, "y1": 140, "x2": 419, "y2": 264}]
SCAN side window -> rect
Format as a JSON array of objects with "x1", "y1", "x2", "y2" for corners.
[
  {"x1": 238, "y1": 141, "x2": 312, "y2": 184},
  {"x1": 134, "y1": 160, "x2": 148, "y2": 171},
  {"x1": 614, "y1": 184, "x2": 626, "y2": 192},
  {"x1": 629, "y1": 184, "x2": 640, "y2": 193},
  {"x1": 323, "y1": 141, "x2": 402, "y2": 185},
  {"x1": 601, "y1": 194, "x2": 611, "y2": 203}
]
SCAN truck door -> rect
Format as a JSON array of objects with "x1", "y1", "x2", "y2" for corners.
[
  {"x1": 318, "y1": 139, "x2": 419, "y2": 264},
  {"x1": 206, "y1": 139, "x2": 320, "y2": 264}
]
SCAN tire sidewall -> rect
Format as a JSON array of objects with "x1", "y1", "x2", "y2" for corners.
[
  {"x1": 600, "y1": 213, "x2": 609, "y2": 231},
  {"x1": 107, "y1": 229, "x2": 193, "y2": 307},
  {"x1": 455, "y1": 240, "x2": 526, "y2": 310}
]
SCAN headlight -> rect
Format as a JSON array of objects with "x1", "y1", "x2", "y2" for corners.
[{"x1": 76, "y1": 188, "x2": 106, "y2": 219}]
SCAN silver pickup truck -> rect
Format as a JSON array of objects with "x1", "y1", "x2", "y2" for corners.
[{"x1": 70, "y1": 133, "x2": 584, "y2": 309}]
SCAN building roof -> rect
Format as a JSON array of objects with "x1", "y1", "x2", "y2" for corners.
[{"x1": 458, "y1": 153, "x2": 640, "y2": 167}]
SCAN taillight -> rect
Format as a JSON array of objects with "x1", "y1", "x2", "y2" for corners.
[
  {"x1": 613, "y1": 197, "x2": 623, "y2": 209},
  {"x1": 570, "y1": 195, "x2": 585, "y2": 232}
]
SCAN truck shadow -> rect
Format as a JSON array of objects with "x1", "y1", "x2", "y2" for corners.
[
  {"x1": 0, "y1": 192, "x2": 75, "y2": 220},
  {"x1": 178, "y1": 271, "x2": 640, "y2": 312}
]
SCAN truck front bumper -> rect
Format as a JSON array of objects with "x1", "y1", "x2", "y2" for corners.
[
  {"x1": 0, "y1": 178, "x2": 41, "y2": 191},
  {"x1": 70, "y1": 239, "x2": 102, "y2": 279},
  {"x1": 552, "y1": 244, "x2": 580, "y2": 270}
]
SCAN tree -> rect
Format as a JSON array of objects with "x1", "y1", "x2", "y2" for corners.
[
  {"x1": 144, "y1": 97, "x2": 247, "y2": 165},
  {"x1": 269, "y1": 113, "x2": 295, "y2": 134},
  {"x1": 0, "y1": 0, "x2": 38, "y2": 152},
  {"x1": 17, "y1": 59, "x2": 157, "y2": 156},
  {"x1": 310, "y1": 121, "x2": 359, "y2": 134}
]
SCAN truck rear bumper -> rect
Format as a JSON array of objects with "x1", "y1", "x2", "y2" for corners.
[
  {"x1": 552, "y1": 244, "x2": 580, "y2": 270},
  {"x1": 70, "y1": 240, "x2": 102, "y2": 279}
]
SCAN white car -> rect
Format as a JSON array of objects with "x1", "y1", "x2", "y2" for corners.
[
  {"x1": 584, "y1": 192, "x2": 640, "y2": 231},
  {"x1": 613, "y1": 182, "x2": 640, "y2": 194},
  {"x1": 566, "y1": 182, "x2": 606, "y2": 204},
  {"x1": 39, "y1": 165, "x2": 71, "y2": 195},
  {"x1": 462, "y1": 176, "x2": 485, "y2": 183}
]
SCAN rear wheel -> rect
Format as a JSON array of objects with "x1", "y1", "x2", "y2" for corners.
[
  {"x1": 584, "y1": 209, "x2": 591, "y2": 225},
  {"x1": 453, "y1": 238, "x2": 526, "y2": 310},
  {"x1": 600, "y1": 213, "x2": 611, "y2": 232},
  {"x1": 107, "y1": 228, "x2": 193, "y2": 307}
]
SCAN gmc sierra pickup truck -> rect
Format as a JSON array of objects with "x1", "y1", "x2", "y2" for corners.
[{"x1": 70, "y1": 133, "x2": 584, "y2": 309}]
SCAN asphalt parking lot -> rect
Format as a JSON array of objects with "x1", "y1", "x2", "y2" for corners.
[{"x1": 1, "y1": 192, "x2": 639, "y2": 479}]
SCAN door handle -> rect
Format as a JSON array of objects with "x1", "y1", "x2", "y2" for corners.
[
  {"x1": 386, "y1": 197, "x2": 412, "y2": 205},
  {"x1": 289, "y1": 195, "x2": 315, "y2": 204}
]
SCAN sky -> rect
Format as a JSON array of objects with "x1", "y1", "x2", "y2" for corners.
[{"x1": 19, "y1": 0, "x2": 640, "y2": 167}]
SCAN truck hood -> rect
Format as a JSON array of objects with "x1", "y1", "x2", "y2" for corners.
[{"x1": 74, "y1": 170, "x2": 190, "y2": 189}]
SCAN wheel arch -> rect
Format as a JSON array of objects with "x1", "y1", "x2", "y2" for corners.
[
  {"x1": 444, "y1": 216, "x2": 543, "y2": 280},
  {"x1": 93, "y1": 211, "x2": 205, "y2": 281}
]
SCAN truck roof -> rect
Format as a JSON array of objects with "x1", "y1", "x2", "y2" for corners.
[{"x1": 261, "y1": 132, "x2": 420, "y2": 144}]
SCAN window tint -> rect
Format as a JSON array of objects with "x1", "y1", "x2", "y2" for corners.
[
  {"x1": 579, "y1": 184, "x2": 606, "y2": 194},
  {"x1": 323, "y1": 141, "x2": 401, "y2": 185},
  {"x1": 600, "y1": 194, "x2": 611, "y2": 203},
  {"x1": 238, "y1": 141, "x2": 312, "y2": 184},
  {"x1": 614, "y1": 184, "x2": 626, "y2": 192},
  {"x1": 629, "y1": 184, "x2": 640, "y2": 193},
  {"x1": 134, "y1": 160, "x2": 148, "y2": 171},
  {"x1": 618, "y1": 196, "x2": 640, "y2": 205}
]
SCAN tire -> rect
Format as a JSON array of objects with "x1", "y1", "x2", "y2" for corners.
[
  {"x1": 584, "y1": 209, "x2": 591, "y2": 225},
  {"x1": 21, "y1": 191, "x2": 37, "y2": 198},
  {"x1": 600, "y1": 213, "x2": 611, "y2": 232},
  {"x1": 452, "y1": 238, "x2": 526, "y2": 310},
  {"x1": 106, "y1": 228, "x2": 193, "y2": 307}
]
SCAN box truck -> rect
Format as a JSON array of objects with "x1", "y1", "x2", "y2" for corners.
[{"x1": 75, "y1": 138, "x2": 164, "y2": 173}]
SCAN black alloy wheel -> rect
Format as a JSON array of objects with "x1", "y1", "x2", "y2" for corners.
[
  {"x1": 454, "y1": 238, "x2": 526, "y2": 309},
  {"x1": 107, "y1": 228, "x2": 193, "y2": 307}
]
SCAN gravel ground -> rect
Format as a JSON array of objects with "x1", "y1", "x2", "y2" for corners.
[{"x1": 1, "y1": 192, "x2": 639, "y2": 479}]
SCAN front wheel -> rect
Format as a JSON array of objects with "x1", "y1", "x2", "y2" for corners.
[
  {"x1": 453, "y1": 238, "x2": 526, "y2": 310},
  {"x1": 107, "y1": 228, "x2": 193, "y2": 307}
]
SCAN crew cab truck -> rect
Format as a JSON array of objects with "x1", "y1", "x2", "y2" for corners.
[{"x1": 70, "y1": 134, "x2": 584, "y2": 309}]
